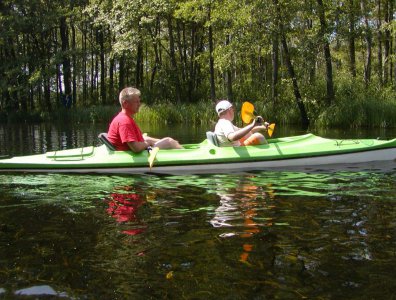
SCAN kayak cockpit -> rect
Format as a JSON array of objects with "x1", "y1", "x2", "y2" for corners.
[{"x1": 98, "y1": 133, "x2": 116, "y2": 151}]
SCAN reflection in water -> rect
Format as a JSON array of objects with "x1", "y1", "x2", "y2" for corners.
[
  {"x1": 0, "y1": 123, "x2": 108, "y2": 156},
  {"x1": 210, "y1": 179, "x2": 277, "y2": 265},
  {"x1": 0, "y1": 122, "x2": 211, "y2": 156},
  {"x1": 0, "y1": 170, "x2": 395, "y2": 299},
  {"x1": 2, "y1": 122, "x2": 396, "y2": 157},
  {"x1": 105, "y1": 186, "x2": 146, "y2": 236},
  {"x1": 0, "y1": 114, "x2": 395, "y2": 299}
]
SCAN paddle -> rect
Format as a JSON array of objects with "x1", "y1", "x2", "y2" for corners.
[
  {"x1": 148, "y1": 146, "x2": 159, "y2": 169},
  {"x1": 241, "y1": 101, "x2": 275, "y2": 137}
]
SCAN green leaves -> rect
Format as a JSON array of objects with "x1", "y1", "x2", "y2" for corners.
[{"x1": 0, "y1": 0, "x2": 395, "y2": 121}]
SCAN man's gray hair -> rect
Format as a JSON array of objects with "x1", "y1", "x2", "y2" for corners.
[{"x1": 119, "y1": 87, "x2": 141, "y2": 105}]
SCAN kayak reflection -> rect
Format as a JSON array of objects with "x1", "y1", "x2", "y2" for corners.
[{"x1": 105, "y1": 187, "x2": 146, "y2": 235}]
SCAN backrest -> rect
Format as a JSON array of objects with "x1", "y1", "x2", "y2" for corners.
[
  {"x1": 98, "y1": 133, "x2": 116, "y2": 151},
  {"x1": 206, "y1": 131, "x2": 219, "y2": 147}
]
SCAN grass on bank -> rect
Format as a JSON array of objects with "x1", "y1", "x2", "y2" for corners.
[
  {"x1": 1, "y1": 101, "x2": 219, "y2": 126},
  {"x1": 316, "y1": 84, "x2": 396, "y2": 128},
  {"x1": 1, "y1": 82, "x2": 396, "y2": 128},
  {"x1": 258, "y1": 75, "x2": 396, "y2": 128}
]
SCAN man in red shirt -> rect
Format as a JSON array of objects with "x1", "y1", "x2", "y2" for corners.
[{"x1": 107, "y1": 87, "x2": 182, "y2": 152}]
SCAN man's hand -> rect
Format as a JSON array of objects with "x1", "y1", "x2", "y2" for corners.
[
  {"x1": 254, "y1": 116, "x2": 264, "y2": 125},
  {"x1": 264, "y1": 122, "x2": 269, "y2": 129}
]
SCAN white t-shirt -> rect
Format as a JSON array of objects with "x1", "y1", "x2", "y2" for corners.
[{"x1": 214, "y1": 119, "x2": 241, "y2": 146}]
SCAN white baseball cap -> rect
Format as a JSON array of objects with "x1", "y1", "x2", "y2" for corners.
[{"x1": 216, "y1": 100, "x2": 233, "y2": 115}]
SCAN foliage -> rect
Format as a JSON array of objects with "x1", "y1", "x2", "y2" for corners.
[
  {"x1": 316, "y1": 75, "x2": 396, "y2": 128},
  {"x1": 0, "y1": 0, "x2": 395, "y2": 128},
  {"x1": 135, "y1": 101, "x2": 216, "y2": 126},
  {"x1": 0, "y1": 102, "x2": 217, "y2": 126}
]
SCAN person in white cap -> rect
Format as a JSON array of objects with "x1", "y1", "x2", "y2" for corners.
[{"x1": 214, "y1": 100, "x2": 268, "y2": 147}]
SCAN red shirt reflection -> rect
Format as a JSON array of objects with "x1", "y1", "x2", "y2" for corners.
[{"x1": 106, "y1": 192, "x2": 145, "y2": 235}]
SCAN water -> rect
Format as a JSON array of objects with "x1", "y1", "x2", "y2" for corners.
[
  {"x1": 0, "y1": 122, "x2": 208, "y2": 156},
  {"x1": 0, "y1": 123, "x2": 396, "y2": 299},
  {"x1": 1, "y1": 122, "x2": 395, "y2": 156}
]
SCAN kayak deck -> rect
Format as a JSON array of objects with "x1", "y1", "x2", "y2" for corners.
[{"x1": 0, "y1": 134, "x2": 395, "y2": 174}]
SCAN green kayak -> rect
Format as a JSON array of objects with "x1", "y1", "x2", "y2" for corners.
[{"x1": 0, "y1": 133, "x2": 395, "y2": 174}]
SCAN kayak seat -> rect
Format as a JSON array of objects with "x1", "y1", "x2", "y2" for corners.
[
  {"x1": 98, "y1": 133, "x2": 116, "y2": 151},
  {"x1": 206, "y1": 131, "x2": 219, "y2": 147}
]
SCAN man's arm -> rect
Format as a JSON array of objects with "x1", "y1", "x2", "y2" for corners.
[
  {"x1": 144, "y1": 136, "x2": 160, "y2": 145},
  {"x1": 126, "y1": 135, "x2": 161, "y2": 153},
  {"x1": 126, "y1": 141, "x2": 151, "y2": 153},
  {"x1": 227, "y1": 123, "x2": 255, "y2": 141},
  {"x1": 228, "y1": 119, "x2": 267, "y2": 141}
]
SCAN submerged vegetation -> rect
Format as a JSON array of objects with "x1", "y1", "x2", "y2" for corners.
[{"x1": 0, "y1": 0, "x2": 395, "y2": 128}]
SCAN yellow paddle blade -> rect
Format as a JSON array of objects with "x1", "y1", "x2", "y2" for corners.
[
  {"x1": 148, "y1": 147, "x2": 160, "y2": 169},
  {"x1": 267, "y1": 123, "x2": 275, "y2": 137},
  {"x1": 241, "y1": 101, "x2": 255, "y2": 124}
]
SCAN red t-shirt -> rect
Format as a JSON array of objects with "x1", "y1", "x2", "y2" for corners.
[{"x1": 107, "y1": 112, "x2": 144, "y2": 151}]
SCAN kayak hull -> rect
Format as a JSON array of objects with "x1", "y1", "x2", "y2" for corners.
[{"x1": 0, "y1": 134, "x2": 395, "y2": 174}]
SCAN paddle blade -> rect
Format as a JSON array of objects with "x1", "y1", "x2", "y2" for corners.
[
  {"x1": 241, "y1": 101, "x2": 255, "y2": 124},
  {"x1": 267, "y1": 123, "x2": 275, "y2": 137},
  {"x1": 148, "y1": 147, "x2": 160, "y2": 169}
]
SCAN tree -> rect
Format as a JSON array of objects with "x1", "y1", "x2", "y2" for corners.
[
  {"x1": 361, "y1": 0, "x2": 372, "y2": 85},
  {"x1": 316, "y1": 0, "x2": 335, "y2": 105},
  {"x1": 0, "y1": 0, "x2": 394, "y2": 126},
  {"x1": 347, "y1": 0, "x2": 357, "y2": 77},
  {"x1": 274, "y1": 0, "x2": 309, "y2": 128}
]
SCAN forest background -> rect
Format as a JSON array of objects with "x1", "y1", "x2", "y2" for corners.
[{"x1": 0, "y1": 0, "x2": 395, "y2": 128}]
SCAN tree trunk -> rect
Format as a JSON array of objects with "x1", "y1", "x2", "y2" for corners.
[
  {"x1": 28, "y1": 63, "x2": 35, "y2": 111},
  {"x1": 71, "y1": 24, "x2": 77, "y2": 106},
  {"x1": 176, "y1": 20, "x2": 187, "y2": 83},
  {"x1": 271, "y1": 33, "x2": 279, "y2": 103},
  {"x1": 17, "y1": 35, "x2": 27, "y2": 112},
  {"x1": 274, "y1": 0, "x2": 309, "y2": 128},
  {"x1": 182, "y1": 23, "x2": 188, "y2": 86},
  {"x1": 361, "y1": 0, "x2": 372, "y2": 85},
  {"x1": 304, "y1": 0, "x2": 316, "y2": 84},
  {"x1": 90, "y1": 28, "x2": 95, "y2": 102},
  {"x1": 109, "y1": 57, "x2": 114, "y2": 104},
  {"x1": 136, "y1": 41, "x2": 143, "y2": 88},
  {"x1": 316, "y1": 0, "x2": 335, "y2": 105},
  {"x1": 53, "y1": 30, "x2": 60, "y2": 107},
  {"x1": 167, "y1": 16, "x2": 182, "y2": 103},
  {"x1": 82, "y1": 24, "x2": 87, "y2": 105},
  {"x1": 150, "y1": 17, "x2": 161, "y2": 90},
  {"x1": 348, "y1": 0, "x2": 357, "y2": 77},
  {"x1": 383, "y1": 0, "x2": 392, "y2": 84},
  {"x1": 225, "y1": 35, "x2": 233, "y2": 101},
  {"x1": 208, "y1": 9, "x2": 216, "y2": 102},
  {"x1": 119, "y1": 54, "x2": 125, "y2": 91},
  {"x1": 390, "y1": 0, "x2": 394, "y2": 86},
  {"x1": 60, "y1": 16, "x2": 72, "y2": 102},
  {"x1": 188, "y1": 25, "x2": 196, "y2": 102},
  {"x1": 43, "y1": 60, "x2": 51, "y2": 111},
  {"x1": 98, "y1": 28, "x2": 106, "y2": 104},
  {"x1": 150, "y1": 45, "x2": 159, "y2": 90},
  {"x1": 281, "y1": 35, "x2": 309, "y2": 128},
  {"x1": 56, "y1": 62, "x2": 62, "y2": 105},
  {"x1": 377, "y1": 0, "x2": 383, "y2": 85}
]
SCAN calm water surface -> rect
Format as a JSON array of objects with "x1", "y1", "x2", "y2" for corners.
[{"x1": 0, "y1": 123, "x2": 396, "y2": 299}]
